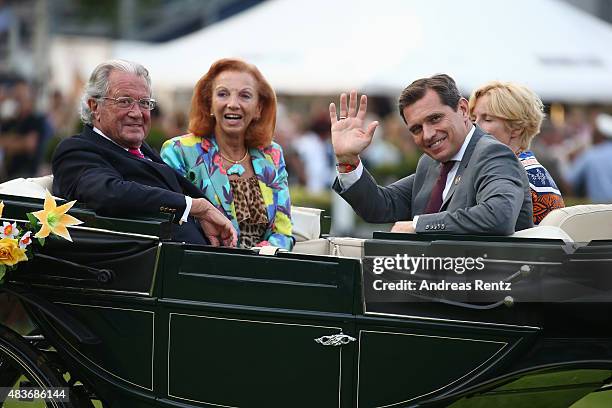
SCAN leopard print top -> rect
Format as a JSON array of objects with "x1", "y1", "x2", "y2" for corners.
[{"x1": 229, "y1": 175, "x2": 269, "y2": 248}]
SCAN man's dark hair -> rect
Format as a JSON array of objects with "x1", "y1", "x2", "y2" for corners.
[{"x1": 398, "y1": 74, "x2": 462, "y2": 123}]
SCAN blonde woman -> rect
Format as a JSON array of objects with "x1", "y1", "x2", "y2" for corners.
[{"x1": 469, "y1": 81, "x2": 564, "y2": 224}]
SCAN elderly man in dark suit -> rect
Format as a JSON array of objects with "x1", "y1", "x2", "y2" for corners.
[
  {"x1": 52, "y1": 59, "x2": 237, "y2": 246},
  {"x1": 330, "y1": 74, "x2": 533, "y2": 235}
]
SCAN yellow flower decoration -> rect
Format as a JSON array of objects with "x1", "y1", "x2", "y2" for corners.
[
  {"x1": 0, "y1": 238, "x2": 28, "y2": 266},
  {"x1": 32, "y1": 191, "x2": 83, "y2": 242},
  {"x1": 0, "y1": 201, "x2": 4, "y2": 218}
]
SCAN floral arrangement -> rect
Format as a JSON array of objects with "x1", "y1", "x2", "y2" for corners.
[{"x1": 0, "y1": 191, "x2": 82, "y2": 282}]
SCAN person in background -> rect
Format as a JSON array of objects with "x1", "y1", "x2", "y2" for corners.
[
  {"x1": 0, "y1": 80, "x2": 46, "y2": 179},
  {"x1": 469, "y1": 81, "x2": 564, "y2": 224},
  {"x1": 161, "y1": 58, "x2": 293, "y2": 250},
  {"x1": 293, "y1": 113, "x2": 335, "y2": 193},
  {"x1": 564, "y1": 112, "x2": 612, "y2": 203}
]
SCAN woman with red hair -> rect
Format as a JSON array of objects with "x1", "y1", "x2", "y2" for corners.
[{"x1": 161, "y1": 59, "x2": 293, "y2": 249}]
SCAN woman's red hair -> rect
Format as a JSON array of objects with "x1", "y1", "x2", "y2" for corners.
[{"x1": 189, "y1": 58, "x2": 277, "y2": 148}]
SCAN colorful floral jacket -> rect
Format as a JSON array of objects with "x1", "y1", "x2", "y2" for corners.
[{"x1": 161, "y1": 135, "x2": 293, "y2": 249}]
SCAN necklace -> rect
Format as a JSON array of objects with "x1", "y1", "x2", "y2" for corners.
[{"x1": 218, "y1": 149, "x2": 249, "y2": 176}]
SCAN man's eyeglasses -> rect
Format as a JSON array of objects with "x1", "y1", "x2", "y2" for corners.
[{"x1": 99, "y1": 96, "x2": 156, "y2": 111}]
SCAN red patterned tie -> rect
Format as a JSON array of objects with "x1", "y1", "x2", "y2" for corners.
[
  {"x1": 424, "y1": 161, "x2": 455, "y2": 214},
  {"x1": 127, "y1": 148, "x2": 145, "y2": 159}
]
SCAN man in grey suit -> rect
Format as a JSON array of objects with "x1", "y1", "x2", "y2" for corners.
[{"x1": 330, "y1": 74, "x2": 533, "y2": 235}]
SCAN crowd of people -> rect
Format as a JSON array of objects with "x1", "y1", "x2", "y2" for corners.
[{"x1": 1, "y1": 58, "x2": 611, "y2": 245}]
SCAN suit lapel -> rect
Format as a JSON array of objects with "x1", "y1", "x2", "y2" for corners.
[
  {"x1": 415, "y1": 159, "x2": 439, "y2": 214},
  {"x1": 139, "y1": 142, "x2": 189, "y2": 193},
  {"x1": 441, "y1": 126, "x2": 484, "y2": 210},
  {"x1": 83, "y1": 126, "x2": 184, "y2": 193}
]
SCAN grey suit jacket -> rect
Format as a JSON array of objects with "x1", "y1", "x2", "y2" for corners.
[{"x1": 332, "y1": 125, "x2": 533, "y2": 235}]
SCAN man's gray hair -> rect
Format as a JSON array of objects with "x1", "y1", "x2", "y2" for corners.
[{"x1": 80, "y1": 59, "x2": 152, "y2": 125}]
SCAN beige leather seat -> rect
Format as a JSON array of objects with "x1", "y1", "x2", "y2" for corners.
[
  {"x1": 292, "y1": 237, "x2": 365, "y2": 258},
  {"x1": 538, "y1": 204, "x2": 612, "y2": 242},
  {"x1": 0, "y1": 175, "x2": 54, "y2": 199}
]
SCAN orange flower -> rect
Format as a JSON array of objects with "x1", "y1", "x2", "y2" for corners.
[
  {"x1": 0, "y1": 238, "x2": 28, "y2": 266},
  {"x1": 32, "y1": 191, "x2": 82, "y2": 242}
]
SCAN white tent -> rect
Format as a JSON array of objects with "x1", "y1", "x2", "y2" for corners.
[{"x1": 113, "y1": 0, "x2": 612, "y2": 102}]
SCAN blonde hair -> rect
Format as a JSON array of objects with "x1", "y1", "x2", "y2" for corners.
[{"x1": 468, "y1": 81, "x2": 544, "y2": 150}]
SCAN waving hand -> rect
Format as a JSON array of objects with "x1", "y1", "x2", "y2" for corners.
[{"x1": 329, "y1": 90, "x2": 379, "y2": 164}]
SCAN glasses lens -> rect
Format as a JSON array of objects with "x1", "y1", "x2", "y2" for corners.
[
  {"x1": 139, "y1": 99, "x2": 155, "y2": 110},
  {"x1": 115, "y1": 97, "x2": 134, "y2": 109}
]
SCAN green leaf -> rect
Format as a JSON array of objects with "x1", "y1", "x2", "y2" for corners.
[
  {"x1": 38, "y1": 237, "x2": 45, "y2": 246},
  {"x1": 26, "y1": 212, "x2": 38, "y2": 227},
  {"x1": 0, "y1": 264, "x2": 5, "y2": 283}
]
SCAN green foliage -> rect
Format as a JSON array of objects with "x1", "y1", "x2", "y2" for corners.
[
  {"x1": 367, "y1": 152, "x2": 420, "y2": 184},
  {"x1": 26, "y1": 213, "x2": 38, "y2": 229},
  {"x1": 289, "y1": 186, "x2": 331, "y2": 213}
]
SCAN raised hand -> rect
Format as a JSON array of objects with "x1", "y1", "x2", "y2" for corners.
[{"x1": 329, "y1": 90, "x2": 379, "y2": 164}]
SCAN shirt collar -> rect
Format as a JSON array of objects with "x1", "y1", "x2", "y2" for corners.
[
  {"x1": 92, "y1": 126, "x2": 131, "y2": 151},
  {"x1": 449, "y1": 124, "x2": 475, "y2": 162}
]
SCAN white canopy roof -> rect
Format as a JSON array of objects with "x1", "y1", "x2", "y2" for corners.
[{"x1": 113, "y1": 0, "x2": 612, "y2": 102}]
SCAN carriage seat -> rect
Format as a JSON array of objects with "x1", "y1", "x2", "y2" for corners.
[
  {"x1": 0, "y1": 175, "x2": 54, "y2": 199},
  {"x1": 536, "y1": 204, "x2": 612, "y2": 242}
]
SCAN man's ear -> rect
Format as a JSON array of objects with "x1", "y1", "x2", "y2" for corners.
[
  {"x1": 88, "y1": 98, "x2": 100, "y2": 121},
  {"x1": 457, "y1": 98, "x2": 469, "y2": 120}
]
